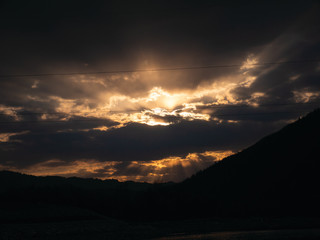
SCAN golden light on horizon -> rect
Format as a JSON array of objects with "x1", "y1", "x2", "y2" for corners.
[{"x1": 2, "y1": 150, "x2": 234, "y2": 183}]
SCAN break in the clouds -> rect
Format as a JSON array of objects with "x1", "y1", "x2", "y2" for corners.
[{"x1": 0, "y1": 1, "x2": 319, "y2": 182}]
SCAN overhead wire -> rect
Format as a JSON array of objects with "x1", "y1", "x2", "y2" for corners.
[
  {"x1": 0, "y1": 59, "x2": 318, "y2": 124},
  {"x1": 0, "y1": 59, "x2": 319, "y2": 79}
]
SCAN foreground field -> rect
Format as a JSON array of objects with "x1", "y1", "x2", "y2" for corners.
[{"x1": 1, "y1": 217, "x2": 320, "y2": 240}]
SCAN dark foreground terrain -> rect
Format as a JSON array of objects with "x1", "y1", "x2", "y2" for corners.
[
  {"x1": 153, "y1": 228, "x2": 320, "y2": 240},
  {"x1": 1, "y1": 216, "x2": 320, "y2": 240},
  {"x1": 1, "y1": 207, "x2": 320, "y2": 240}
]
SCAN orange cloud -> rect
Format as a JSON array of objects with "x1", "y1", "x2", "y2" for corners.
[
  {"x1": 0, "y1": 131, "x2": 29, "y2": 143},
  {"x1": 5, "y1": 150, "x2": 234, "y2": 183},
  {"x1": 293, "y1": 90, "x2": 320, "y2": 103}
]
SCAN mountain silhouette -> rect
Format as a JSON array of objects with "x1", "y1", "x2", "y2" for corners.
[
  {"x1": 1, "y1": 109, "x2": 320, "y2": 221},
  {"x1": 167, "y1": 108, "x2": 320, "y2": 218}
]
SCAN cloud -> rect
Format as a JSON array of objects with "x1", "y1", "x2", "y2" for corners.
[
  {"x1": 0, "y1": 118, "x2": 288, "y2": 173},
  {"x1": 0, "y1": 150, "x2": 233, "y2": 183},
  {"x1": 293, "y1": 89, "x2": 320, "y2": 103},
  {"x1": 0, "y1": 1, "x2": 319, "y2": 181},
  {"x1": 0, "y1": 131, "x2": 29, "y2": 143}
]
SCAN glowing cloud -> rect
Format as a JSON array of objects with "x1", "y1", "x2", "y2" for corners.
[
  {"x1": 0, "y1": 131, "x2": 29, "y2": 143},
  {"x1": 4, "y1": 150, "x2": 234, "y2": 183},
  {"x1": 293, "y1": 90, "x2": 320, "y2": 103},
  {"x1": 0, "y1": 105, "x2": 22, "y2": 121},
  {"x1": 25, "y1": 70, "x2": 266, "y2": 128},
  {"x1": 240, "y1": 54, "x2": 259, "y2": 71}
]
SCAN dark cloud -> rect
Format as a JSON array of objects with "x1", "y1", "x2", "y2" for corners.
[
  {"x1": 0, "y1": 119, "x2": 283, "y2": 169},
  {"x1": 0, "y1": 1, "x2": 320, "y2": 180},
  {"x1": 0, "y1": 1, "x2": 316, "y2": 75},
  {"x1": 0, "y1": 115, "x2": 117, "y2": 134}
]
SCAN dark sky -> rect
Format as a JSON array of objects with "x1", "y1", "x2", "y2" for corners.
[{"x1": 0, "y1": 1, "x2": 319, "y2": 182}]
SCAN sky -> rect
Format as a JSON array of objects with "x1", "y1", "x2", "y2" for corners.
[{"x1": 0, "y1": 1, "x2": 320, "y2": 182}]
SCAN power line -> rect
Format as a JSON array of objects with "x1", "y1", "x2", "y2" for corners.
[{"x1": 0, "y1": 59, "x2": 318, "y2": 79}]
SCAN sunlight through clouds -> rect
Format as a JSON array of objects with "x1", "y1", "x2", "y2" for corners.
[
  {"x1": 7, "y1": 150, "x2": 234, "y2": 183},
  {"x1": 29, "y1": 69, "x2": 270, "y2": 128},
  {"x1": 3, "y1": 51, "x2": 287, "y2": 130}
]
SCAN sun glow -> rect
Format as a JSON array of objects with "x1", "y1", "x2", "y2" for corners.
[
  {"x1": 18, "y1": 57, "x2": 268, "y2": 130},
  {"x1": 27, "y1": 77, "x2": 266, "y2": 129}
]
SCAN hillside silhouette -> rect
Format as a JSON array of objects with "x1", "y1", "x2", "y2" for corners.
[
  {"x1": 169, "y1": 108, "x2": 320, "y2": 218},
  {"x1": 1, "y1": 109, "x2": 320, "y2": 222}
]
